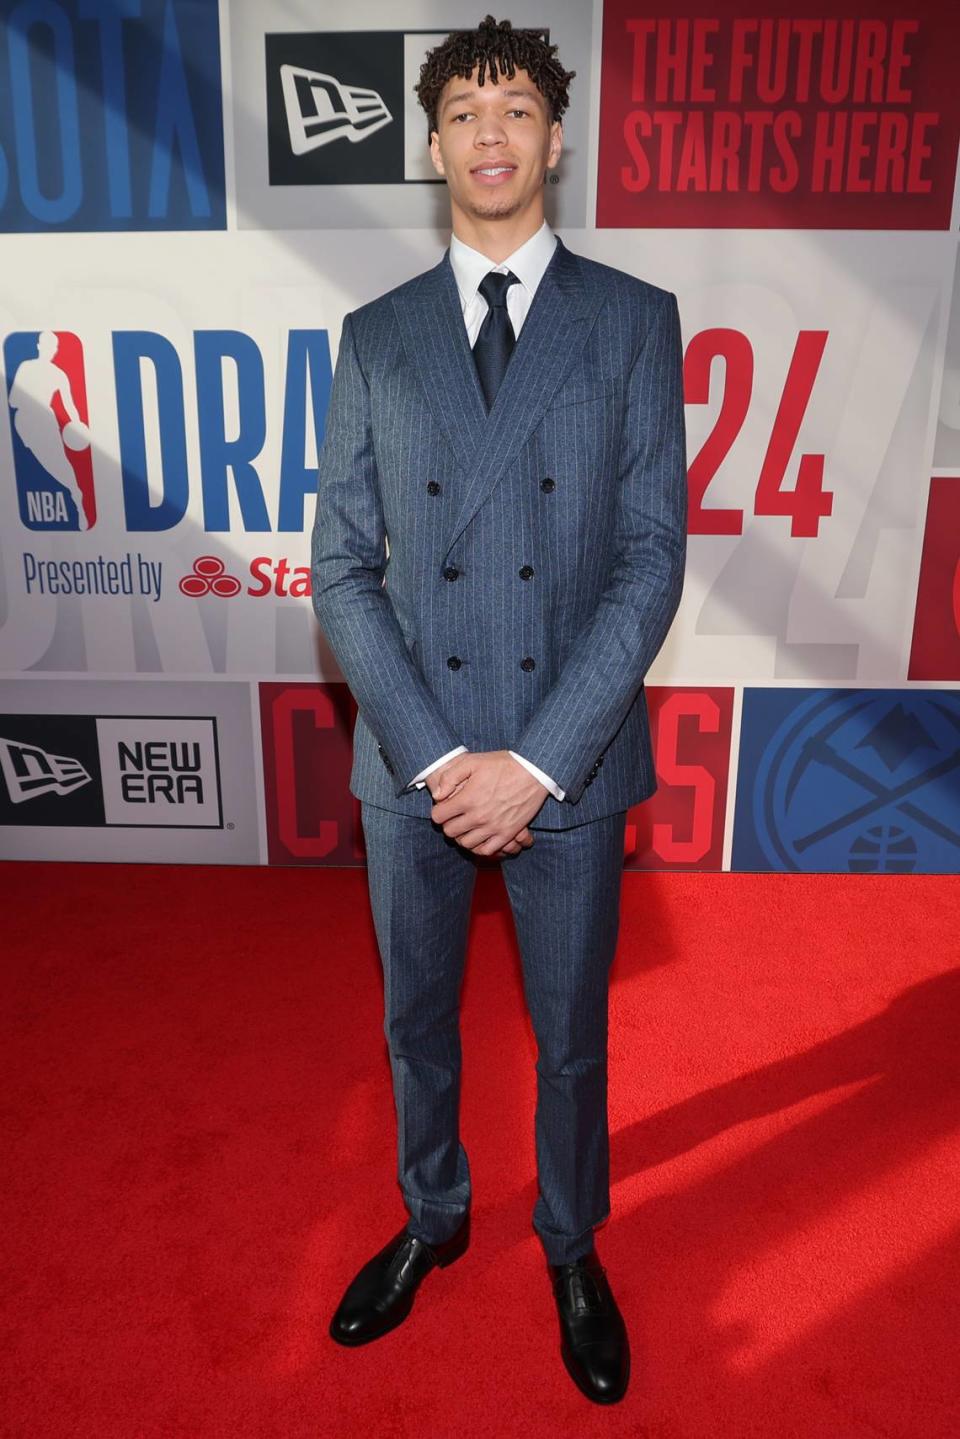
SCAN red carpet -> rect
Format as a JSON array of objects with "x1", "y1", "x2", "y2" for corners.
[{"x1": 2, "y1": 861, "x2": 958, "y2": 1437}]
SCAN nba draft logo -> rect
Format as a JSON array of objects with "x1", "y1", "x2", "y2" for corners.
[
  {"x1": 732, "y1": 689, "x2": 960, "y2": 874},
  {"x1": 4, "y1": 331, "x2": 95, "y2": 531}
]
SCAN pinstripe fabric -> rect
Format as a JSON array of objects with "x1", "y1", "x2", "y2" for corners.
[
  {"x1": 313, "y1": 238, "x2": 687, "y2": 1264},
  {"x1": 311, "y1": 236, "x2": 687, "y2": 828},
  {"x1": 360, "y1": 800, "x2": 628, "y2": 1265}
]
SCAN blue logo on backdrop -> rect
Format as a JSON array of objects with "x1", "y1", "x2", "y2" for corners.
[
  {"x1": 5, "y1": 329, "x2": 96, "y2": 530},
  {"x1": 5, "y1": 327, "x2": 332, "y2": 532},
  {"x1": 0, "y1": 0, "x2": 225, "y2": 232},
  {"x1": 732, "y1": 689, "x2": 960, "y2": 874}
]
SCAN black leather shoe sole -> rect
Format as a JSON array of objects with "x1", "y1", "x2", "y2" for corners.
[
  {"x1": 330, "y1": 1305, "x2": 412, "y2": 1348},
  {"x1": 330, "y1": 1310, "x2": 405, "y2": 1348}
]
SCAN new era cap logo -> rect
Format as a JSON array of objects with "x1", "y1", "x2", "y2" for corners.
[
  {"x1": 0, "y1": 715, "x2": 222, "y2": 829},
  {"x1": 0, "y1": 736, "x2": 92, "y2": 803},
  {"x1": 280, "y1": 64, "x2": 392, "y2": 154}
]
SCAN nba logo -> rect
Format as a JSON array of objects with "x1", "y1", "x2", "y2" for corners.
[{"x1": 4, "y1": 331, "x2": 96, "y2": 531}]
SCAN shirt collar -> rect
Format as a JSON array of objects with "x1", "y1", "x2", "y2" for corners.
[{"x1": 449, "y1": 219, "x2": 557, "y2": 310}]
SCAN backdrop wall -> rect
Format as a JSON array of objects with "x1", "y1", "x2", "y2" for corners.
[{"x1": 1, "y1": 0, "x2": 958, "y2": 872}]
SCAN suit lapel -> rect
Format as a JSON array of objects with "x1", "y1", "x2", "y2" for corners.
[
  {"x1": 393, "y1": 251, "x2": 489, "y2": 469},
  {"x1": 393, "y1": 236, "x2": 607, "y2": 559}
]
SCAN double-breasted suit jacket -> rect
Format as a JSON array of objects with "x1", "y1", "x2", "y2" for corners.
[{"x1": 311, "y1": 235, "x2": 687, "y2": 830}]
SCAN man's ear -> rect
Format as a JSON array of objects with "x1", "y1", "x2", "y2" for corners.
[
  {"x1": 546, "y1": 120, "x2": 563, "y2": 171},
  {"x1": 429, "y1": 131, "x2": 446, "y2": 177}
]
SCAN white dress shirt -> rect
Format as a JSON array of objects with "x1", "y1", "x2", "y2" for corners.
[{"x1": 409, "y1": 220, "x2": 566, "y2": 803}]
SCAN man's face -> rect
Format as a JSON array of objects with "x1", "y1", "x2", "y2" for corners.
[{"x1": 428, "y1": 65, "x2": 562, "y2": 222}]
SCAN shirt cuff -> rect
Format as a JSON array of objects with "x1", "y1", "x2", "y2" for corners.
[
  {"x1": 508, "y1": 750, "x2": 565, "y2": 802},
  {"x1": 411, "y1": 745, "x2": 468, "y2": 788}
]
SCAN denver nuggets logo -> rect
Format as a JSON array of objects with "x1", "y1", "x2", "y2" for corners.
[{"x1": 750, "y1": 690, "x2": 960, "y2": 873}]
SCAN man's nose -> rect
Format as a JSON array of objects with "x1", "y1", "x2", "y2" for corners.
[{"x1": 474, "y1": 118, "x2": 508, "y2": 146}]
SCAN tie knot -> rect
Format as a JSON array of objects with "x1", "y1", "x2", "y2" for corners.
[{"x1": 478, "y1": 269, "x2": 519, "y2": 308}]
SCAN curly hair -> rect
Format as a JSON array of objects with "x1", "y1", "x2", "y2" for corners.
[{"x1": 414, "y1": 14, "x2": 576, "y2": 141}]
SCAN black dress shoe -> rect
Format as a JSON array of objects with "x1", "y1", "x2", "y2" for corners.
[
  {"x1": 329, "y1": 1213, "x2": 470, "y2": 1346},
  {"x1": 549, "y1": 1247, "x2": 630, "y2": 1403}
]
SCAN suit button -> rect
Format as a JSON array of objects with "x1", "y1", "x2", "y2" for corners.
[
  {"x1": 520, "y1": 656, "x2": 536, "y2": 672},
  {"x1": 540, "y1": 477, "x2": 556, "y2": 493},
  {"x1": 427, "y1": 481, "x2": 441, "y2": 495},
  {"x1": 447, "y1": 655, "x2": 462, "y2": 670},
  {"x1": 518, "y1": 565, "x2": 534, "y2": 580},
  {"x1": 442, "y1": 565, "x2": 459, "y2": 581}
]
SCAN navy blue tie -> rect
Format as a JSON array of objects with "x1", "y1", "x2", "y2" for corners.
[{"x1": 472, "y1": 269, "x2": 520, "y2": 410}]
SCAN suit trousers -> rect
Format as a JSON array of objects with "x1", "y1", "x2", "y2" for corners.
[{"x1": 359, "y1": 799, "x2": 628, "y2": 1266}]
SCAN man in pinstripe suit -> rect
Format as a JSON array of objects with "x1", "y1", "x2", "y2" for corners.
[{"x1": 312, "y1": 16, "x2": 687, "y2": 1404}]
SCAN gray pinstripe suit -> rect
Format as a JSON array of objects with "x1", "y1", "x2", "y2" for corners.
[{"x1": 311, "y1": 234, "x2": 687, "y2": 1263}]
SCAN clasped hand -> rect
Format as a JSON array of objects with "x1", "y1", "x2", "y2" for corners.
[{"x1": 427, "y1": 750, "x2": 546, "y2": 857}]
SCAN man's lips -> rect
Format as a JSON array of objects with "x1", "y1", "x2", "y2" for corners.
[{"x1": 470, "y1": 163, "x2": 518, "y2": 185}]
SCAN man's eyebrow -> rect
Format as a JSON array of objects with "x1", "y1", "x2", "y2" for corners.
[{"x1": 442, "y1": 87, "x2": 541, "y2": 113}]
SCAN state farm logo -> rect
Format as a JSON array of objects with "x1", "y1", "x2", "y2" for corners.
[
  {"x1": 0, "y1": 735, "x2": 92, "y2": 803},
  {"x1": 280, "y1": 64, "x2": 392, "y2": 154},
  {"x1": 179, "y1": 556, "x2": 242, "y2": 597},
  {"x1": 179, "y1": 556, "x2": 312, "y2": 598}
]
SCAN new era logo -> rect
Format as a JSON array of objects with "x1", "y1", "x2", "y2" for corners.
[
  {"x1": 0, "y1": 735, "x2": 92, "y2": 803},
  {"x1": 265, "y1": 31, "x2": 420, "y2": 187},
  {"x1": 0, "y1": 714, "x2": 223, "y2": 829},
  {"x1": 280, "y1": 64, "x2": 392, "y2": 154}
]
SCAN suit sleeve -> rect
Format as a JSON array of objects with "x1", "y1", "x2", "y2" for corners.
[
  {"x1": 511, "y1": 291, "x2": 688, "y2": 805},
  {"x1": 311, "y1": 310, "x2": 464, "y2": 795},
  {"x1": 411, "y1": 746, "x2": 468, "y2": 788}
]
